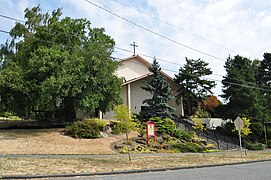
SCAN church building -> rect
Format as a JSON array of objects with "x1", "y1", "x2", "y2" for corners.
[{"x1": 102, "y1": 55, "x2": 184, "y2": 119}]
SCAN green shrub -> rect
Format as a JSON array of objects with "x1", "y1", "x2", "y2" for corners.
[
  {"x1": 172, "y1": 142, "x2": 204, "y2": 153},
  {"x1": 268, "y1": 140, "x2": 271, "y2": 148},
  {"x1": 8, "y1": 115, "x2": 22, "y2": 120},
  {"x1": 65, "y1": 119, "x2": 102, "y2": 139},
  {"x1": 245, "y1": 142, "x2": 263, "y2": 151},
  {"x1": 84, "y1": 118, "x2": 107, "y2": 131},
  {"x1": 0, "y1": 112, "x2": 13, "y2": 117},
  {"x1": 173, "y1": 129, "x2": 196, "y2": 141},
  {"x1": 149, "y1": 117, "x2": 176, "y2": 135},
  {"x1": 110, "y1": 121, "x2": 127, "y2": 134},
  {"x1": 216, "y1": 122, "x2": 236, "y2": 137},
  {"x1": 0, "y1": 112, "x2": 22, "y2": 120},
  {"x1": 204, "y1": 149, "x2": 221, "y2": 153}
]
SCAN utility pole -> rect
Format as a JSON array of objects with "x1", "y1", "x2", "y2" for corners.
[{"x1": 130, "y1": 41, "x2": 138, "y2": 55}]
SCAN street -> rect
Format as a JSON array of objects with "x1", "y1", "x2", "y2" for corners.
[{"x1": 60, "y1": 161, "x2": 271, "y2": 180}]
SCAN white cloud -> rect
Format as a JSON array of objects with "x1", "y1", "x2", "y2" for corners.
[{"x1": 1, "y1": 0, "x2": 271, "y2": 98}]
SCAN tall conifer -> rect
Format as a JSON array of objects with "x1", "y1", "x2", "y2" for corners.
[{"x1": 141, "y1": 58, "x2": 175, "y2": 120}]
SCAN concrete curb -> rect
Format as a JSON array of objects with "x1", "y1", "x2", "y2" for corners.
[{"x1": 2, "y1": 158, "x2": 271, "y2": 179}]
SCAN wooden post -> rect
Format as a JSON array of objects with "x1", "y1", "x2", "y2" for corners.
[
  {"x1": 125, "y1": 132, "x2": 131, "y2": 161},
  {"x1": 264, "y1": 124, "x2": 268, "y2": 146}
]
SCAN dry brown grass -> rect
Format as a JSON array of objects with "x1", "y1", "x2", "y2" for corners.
[
  {"x1": 1, "y1": 151, "x2": 271, "y2": 176},
  {"x1": 0, "y1": 129, "x2": 138, "y2": 155},
  {"x1": 1, "y1": 129, "x2": 271, "y2": 176}
]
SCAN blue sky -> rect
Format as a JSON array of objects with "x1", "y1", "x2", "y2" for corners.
[{"x1": 1, "y1": 0, "x2": 271, "y2": 101}]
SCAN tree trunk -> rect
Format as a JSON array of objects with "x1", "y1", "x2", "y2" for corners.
[
  {"x1": 126, "y1": 132, "x2": 131, "y2": 161},
  {"x1": 63, "y1": 97, "x2": 76, "y2": 122},
  {"x1": 187, "y1": 101, "x2": 192, "y2": 116}
]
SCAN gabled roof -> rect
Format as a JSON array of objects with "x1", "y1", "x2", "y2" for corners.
[
  {"x1": 122, "y1": 73, "x2": 152, "y2": 85},
  {"x1": 119, "y1": 54, "x2": 177, "y2": 86},
  {"x1": 119, "y1": 55, "x2": 152, "y2": 68}
]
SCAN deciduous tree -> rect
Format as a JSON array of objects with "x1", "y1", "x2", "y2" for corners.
[
  {"x1": 200, "y1": 95, "x2": 221, "y2": 117},
  {"x1": 114, "y1": 104, "x2": 137, "y2": 161},
  {"x1": 0, "y1": 6, "x2": 122, "y2": 122}
]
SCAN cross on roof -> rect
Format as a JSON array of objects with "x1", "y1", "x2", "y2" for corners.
[{"x1": 130, "y1": 41, "x2": 138, "y2": 55}]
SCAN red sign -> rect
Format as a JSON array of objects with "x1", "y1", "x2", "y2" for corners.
[{"x1": 146, "y1": 121, "x2": 156, "y2": 144}]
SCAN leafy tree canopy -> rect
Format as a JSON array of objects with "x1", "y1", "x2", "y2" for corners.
[
  {"x1": 113, "y1": 104, "x2": 137, "y2": 133},
  {"x1": 113, "y1": 104, "x2": 137, "y2": 161},
  {"x1": 200, "y1": 95, "x2": 221, "y2": 117},
  {"x1": 240, "y1": 117, "x2": 252, "y2": 137},
  {"x1": 174, "y1": 57, "x2": 216, "y2": 116},
  {"x1": 0, "y1": 6, "x2": 122, "y2": 122}
]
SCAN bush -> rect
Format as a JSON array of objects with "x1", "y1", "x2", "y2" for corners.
[
  {"x1": 204, "y1": 149, "x2": 221, "y2": 153},
  {"x1": 245, "y1": 142, "x2": 263, "y2": 151},
  {"x1": 110, "y1": 121, "x2": 127, "y2": 134},
  {"x1": 0, "y1": 112, "x2": 22, "y2": 120},
  {"x1": 65, "y1": 119, "x2": 102, "y2": 139},
  {"x1": 268, "y1": 140, "x2": 271, "y2": 148},
  {"x1": 85, "y1": 118, "x2": 107, "y2": 131},
  {"x1": 149, "y1": 117, "x2": 176, "y2": 135},
  {"x1": 0, "y1": 112, "x2": 12, "y2": 117},
  {"x1": 216, "y1": 122, "x2": 236, "y2": 137},
  {"x1": 172, "y1": 142, "x2": 205, "y2": 153},
  {"x1": 173, "y1": 129, "x2": 195, "y2": 141}
]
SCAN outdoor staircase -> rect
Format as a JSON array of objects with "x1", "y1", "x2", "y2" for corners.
[{"x1": 175, "y1": 118, "x2": 240, "y2": 150}]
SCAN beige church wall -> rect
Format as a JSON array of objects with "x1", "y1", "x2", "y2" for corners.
[
  {"x1": 166, "y1": 78, "x2": 184, "y2": 116},
  {"x1": 103, "y1": 79, "x2": 153, "y2": 119},
  {"x1": 103, "y1": 84, "x2": 129, "y2": 119},
  {"x1": 130, "y1": 79, "x2": 152, "y2": 114},
  {"x1": 132, "y1": 77, "x2": 183, "y2": 117},
  {"x1": 76, "y1": 110, "x2": 92, "y2": 119},
  {"x1": 117, "y1": 58, "x2": 150, "y2": 81},
  {"x1": 122, "y1": 84, "x2": 128, "y2": 105},
  {"x1": 103, "y1": 55, "x2": 184, "y2": 119},
  {"x1": 103, "y1": 77, "x2": 183, "y2": 119},
  {"x1": 103, "y1": 110, "x2": 115, "y2": 120}
]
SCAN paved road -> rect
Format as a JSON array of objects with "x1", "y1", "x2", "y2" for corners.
[{"x1": 57, "y1": 161, "x2": 271, "y2": 180}]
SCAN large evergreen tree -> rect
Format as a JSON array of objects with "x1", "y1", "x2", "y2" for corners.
[
  {"x1": 141, "y1": 58, "x2": 175, "y2": 120},
  {"x1": 221, "y1": 55, "x2": 269, "y2": 141},
  {"x1": 221, "y1": 55, "x2": 267, "y2": 118},
  {"x1": 0, "y1": 6, "x2": 122, "y2": 122},
  {"x1": 258, "y1": 53, "x2": 271, "y2": 114},
  {"x1": 174, "y1": 58, "x2": 215, "y2": 116}
]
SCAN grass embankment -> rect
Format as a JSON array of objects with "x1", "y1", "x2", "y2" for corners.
[
  {"x1": 1, "y1": 151, "x2": 271, "y2": 176},
  {"x1": 1, "y1": 128, "x2": 271, "y2": 176}
]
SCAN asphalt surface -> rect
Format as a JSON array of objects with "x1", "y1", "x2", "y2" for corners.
[{"x1": 54, "y1": 161, "x2": 271, "y2": 180}]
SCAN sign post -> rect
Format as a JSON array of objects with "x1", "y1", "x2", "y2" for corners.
[
  {"x1": 146, "y1": 121, "x2": 156, "y2": 144},
  {"x1": 234, "y1": 116, "x2": 244, "y2": 158}
]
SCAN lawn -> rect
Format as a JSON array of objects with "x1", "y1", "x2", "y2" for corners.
[
  {"x1": 1, "y1": 151, "x2": 271, "y2": 175},
  {"x1": 1, "y1": 129, "x2": 271, "y2": 176},
  {"x1": 0, "y1": 128, "x2": 138, "y2": 155}
]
